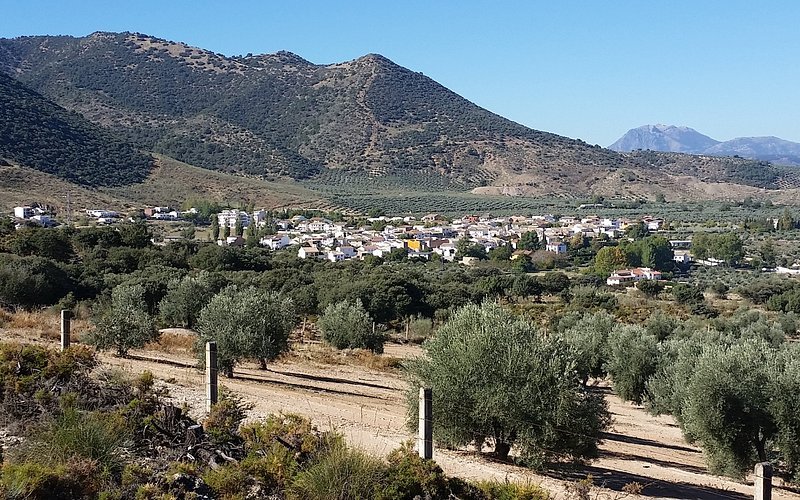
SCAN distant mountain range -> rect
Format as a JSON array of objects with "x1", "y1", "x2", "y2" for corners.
[
  {"x1": 609, "y1": 124, "x2": 800, "y2": 166},
  {"x1": 2, "y1": 32, "x2": 800, "y2": 201}
]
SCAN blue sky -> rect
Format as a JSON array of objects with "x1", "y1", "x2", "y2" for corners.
[{"x1": 2, "y1": 1, "x2": 798, "y2": 146}]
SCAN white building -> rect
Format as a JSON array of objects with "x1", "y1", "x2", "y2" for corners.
[
  {"x1": 13, "y1": 206, "x2": 33, "y2": 219},
  {"x1": 260, "y1": 234, "x2": 291, "y2": 250},
  {"x1": 217, "y1": 210, "x2": 251, "y2": 229},
  {"x1": 606, "y1": 267, "x2": 663, "y2": 286}
]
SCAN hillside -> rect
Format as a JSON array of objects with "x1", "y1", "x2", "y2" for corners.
[
  {"x1": 610, "y1": 124, "x2": 800, "y2": 166},
  {"x1": 0, "y1": 155, "x2": 326, "y2": 215},
  {"x1": 1, "y1": 32, "x2": 799, "y2": 199},
  {"x1": 0, "y1": 73, "x2": 152, "y2": 186}
]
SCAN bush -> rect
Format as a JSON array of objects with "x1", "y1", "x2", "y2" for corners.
[
  {"x1": 636, "y1": 279, "x2": 664, "y2": 297},
  {"x1": 290, "y1": 441, "x2": 387, "y2": 500},
  {"x1": 672, "y1": 283, "x2": 704, "y2": 305},
  {"x1": 203, "y1": 392, "x2": 252, "y2": 444},
  {"x1": 474, "y1": 479, "x2": 549, "y2": 500},
  {"x1": 407, "y1": 302, "x2": 610, "y2": 466},
  {"x1": 1, "y1": 457, "x2": 102, "y2": 500},
  {"x1": 318, "y1": 299, "x2": 384, "y2": 353}
]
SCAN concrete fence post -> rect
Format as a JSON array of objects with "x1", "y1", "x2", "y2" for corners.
[
  {"x1": 754, "y1": 462, "x2": 772, "y2": 500},
  {"x1": 418, "y1": 387, "x2": 433, "y2": 460},
  {"x1": 60, "y1": 310, "x2": 71, "y2": 351},
  {"x1": 205, "y1": 341, "x2": 218, "y2": 412}
]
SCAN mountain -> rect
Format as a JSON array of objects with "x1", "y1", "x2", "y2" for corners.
[
  {"x1": 2, "y1": 32, "x2": 800, "y2": 201},
  {"x1": 0, "y1": 72, "x2": 152, "y2": 186},
  {"x1": 610, "y1": 125, "x2": 800, "y2": 166},
  {"x1": 608, "y1": 125, "x2": 719, "y2": 154},
  {"x1": 704, "y1": 136, "x2": 800, "y2": 166}
]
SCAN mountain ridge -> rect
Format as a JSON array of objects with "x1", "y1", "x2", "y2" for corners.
[
  {"x1": 610, "y1": 124, "x2": 800, "y2": 166},
  {"x1": 2, "y1": 32, "x2": 800, "y2": 201}
]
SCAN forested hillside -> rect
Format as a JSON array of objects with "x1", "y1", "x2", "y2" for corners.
[
  {"x1": 0, "y1": 73, "x2": 152, "y2": 186},
  {"x1": 0, "y1": 32, "x2": 796, "y2": 195}
]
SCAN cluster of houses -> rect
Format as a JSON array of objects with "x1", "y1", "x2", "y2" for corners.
[
  {"x1": 7, "y1": 203, "x2": 702, "y2": 287},
  {"x1": 206, "y1": 211, "x2": 682, "y2": 273}
]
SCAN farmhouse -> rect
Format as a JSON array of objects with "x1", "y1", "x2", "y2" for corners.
[{"x1": 606, "y1": 267, "x2": 663, "y2": 286}]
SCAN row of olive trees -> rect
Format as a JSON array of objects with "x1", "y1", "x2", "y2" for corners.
[
  {"x1": 88, "y1": 274, "x2": 386, "y2": 373},
  {"x1": 557, "y1": 309, "x2": 800, "y2": 481}
]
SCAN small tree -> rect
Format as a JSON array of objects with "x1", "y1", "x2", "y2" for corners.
[
  {"x1": 318, "y1": 299, "x2": 384, "y2": 353},
  {"x1": 407, "y1": 303, "x2": 610, "y2": 466},
  {"x1": 158, "y1": 271, "x2": 224, "y2": 329},
  {"x1": 211, "y1": 216, "x2": 220, "y2": 241},
  {"x1": 88, "y1": 283, "x2": 158, "y2": 357},
  {"x1": 605, "y1": 325, "x2": 659, "y2": 404},
  {"x1": 558, "y1": 311, "x2": 615, "y2": 385},
  {"x1": 518, "y1": 231, "x2": 541, "y2": 251},
  {"x1": 681, "y1": 339, "x2": 777, "y2": 477},
  {"x1": 196, "y1": 287, "x2": 295, "y2": 376}
]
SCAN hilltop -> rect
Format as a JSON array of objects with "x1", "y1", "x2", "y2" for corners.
[{"x1": 1, "y1": 32, "x2": 800, "y2": 202}]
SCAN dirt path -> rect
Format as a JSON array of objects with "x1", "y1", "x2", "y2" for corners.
[{"x1": 98, "y1": 342, "x2": 800, "y2": 500}]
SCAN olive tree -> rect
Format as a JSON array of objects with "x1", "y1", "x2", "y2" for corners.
[
  {"x1": 158, "y1": 271, "x2": 226, "y2": 329},
  {"x1": 317, "y1": 299, "x2": 384, "y2": 353},
  {"x1": 557, "y1": 311, "x2": 615, "y2": 385},
  {"x1": 681, "y1": 339, "x2": 777, "y2": 477},
  {"x1": 87, "y1": 283, "x2": 158, "y2": 357},
  {"x1": 407, "y1": 303, "x2": 610, "y2": 467},
  {"x1": 604, "y1": 325, "x2": 659, "y2": 404},
  {"x1": 196, "y1": 286, "x2": 296, "y2": 376},
  {"x1": 770, "y1": 344, "x2": 800, "y2": 482}
]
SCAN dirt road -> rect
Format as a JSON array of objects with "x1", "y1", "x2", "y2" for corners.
[{"x1": 99, "y1": 340, "x2": 800, "y2": 500}]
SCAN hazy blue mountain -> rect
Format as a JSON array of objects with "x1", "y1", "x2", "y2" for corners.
[
  {"x1": 608, "y1": 124, "x2": 719, "y2": 153},
  {"x1": 610, "y1": 124, "x2": 800, "y2": 166}
]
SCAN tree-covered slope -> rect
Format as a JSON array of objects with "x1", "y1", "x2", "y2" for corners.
[
  {"x1": 0, "y1": 32, "x2": 796, "y2": 194},
  {"x1": 0, "y1": 73, "x2": 152, "y2": 186}
]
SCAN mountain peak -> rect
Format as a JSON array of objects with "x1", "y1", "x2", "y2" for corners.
[
  {"x1": 610, "y1": 125, "x2": 800, "y2": 165},
  {"x1": 609, "y1": 124, "x2": 719, "y2": 153}
]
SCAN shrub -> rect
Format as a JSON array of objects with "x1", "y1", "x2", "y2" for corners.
[
  {"x1": 318, "y1": 299, "x2": 384, "y2": 353},
  {"x1": 636, "y1": 279, "x2": 664, "y2": 297},
  {"x1": 290, "y1": 441, "x2": 387, "y2": 500},
  {"x1": 407, "y1": 303, "x2": 610, "y2": 466},
  {"x1": 204, "y1": 392, "x2": 252, "y2": 444},
  {"x1": 0, "y1": 255, "x2": 73, "y2": 308},
  {"x1": 1, "y1": 456, "x2": 102, "y2": 500},
  {"x1": 474, "y1": 478, "x2": 549, "y2": 500},
  {"x1": 672, "y1": 283, "x2": 704, "y2": 305}
]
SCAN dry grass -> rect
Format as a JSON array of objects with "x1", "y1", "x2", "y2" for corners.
[
  {"x1": 285, "y1": 343, "x2": 403, "y2": 371},
  {"x1": 0, "y1": 308, "x2": 92, "y2": 343},
  {"x1": 145, "y1": 329, "x2": 197, "y2": 355}
]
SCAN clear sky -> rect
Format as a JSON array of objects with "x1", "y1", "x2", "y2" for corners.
[{"x1": 2, "y1": 0, "x2": 798, "y2": 146}]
